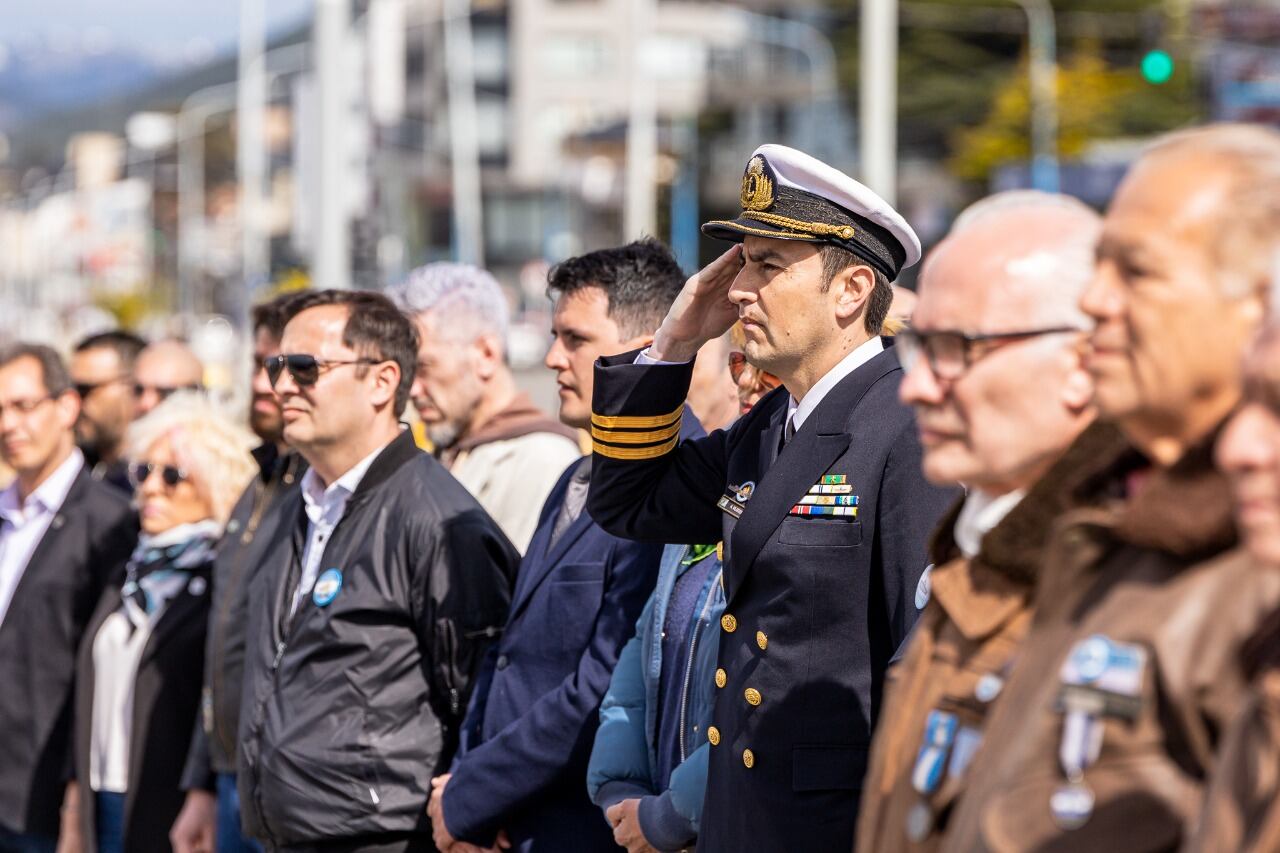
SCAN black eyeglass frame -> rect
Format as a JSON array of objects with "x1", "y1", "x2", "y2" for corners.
[
  {"x1": 897, "y1": 326, "x2": 1085, "y2": 380},
  {"x1": 263, "y1": 354, "x2": 383, "y2": 389}
]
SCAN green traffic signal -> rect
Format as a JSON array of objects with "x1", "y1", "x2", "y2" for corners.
[{"x1": 1141, "y1": 50, "x2": 1175, "y2": 85}]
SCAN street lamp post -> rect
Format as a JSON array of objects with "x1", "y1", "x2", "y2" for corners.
[
  {"x1": 860, "y1": 0, "x2": 898, "y2": 204},
  {"x1": 1012, "y1": 0, "x2": 1059, "y2": 192}
]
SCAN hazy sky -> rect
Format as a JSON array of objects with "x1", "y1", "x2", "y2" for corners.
[{"x1": 0, "y1": 0, "x2": 314, "y2": 60}]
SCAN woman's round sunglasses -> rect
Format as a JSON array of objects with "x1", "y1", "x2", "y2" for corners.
[{"x1": 128, "y1": 462, "x2": 189, "y2": 489}]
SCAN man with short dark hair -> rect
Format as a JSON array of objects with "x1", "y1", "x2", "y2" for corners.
[
  {"x1": 586, "y1": 145, "x2": 958, "y2": 852},
  {"x1": 237, "y1": 290, "x2": 518, "y2": 853},
  {"x1": 0, "y1": 344, "x2": 135, "y2": 853},
  {"x1": 70, "y1": 330, "x2": 146, "y2": 492},
  {"x1": 171, "y1": 293, "x2": 304, "y2": 853},
  {"x1": 428, "y1": 239, "x2": 700, "y2": 853}
]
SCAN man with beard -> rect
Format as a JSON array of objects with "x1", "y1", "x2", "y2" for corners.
[
  {"x1": 388, "y1": 264, "x2": 580, "y2": 554},
  {"x1": 70, "y1": 331, "x2": 146, "y2": 493},
  {"x1": 170, "y1": 294, "x2": 305, "y2": 853}
]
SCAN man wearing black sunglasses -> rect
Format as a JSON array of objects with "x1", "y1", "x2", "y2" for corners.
[
  {"x1": 237, "y1": 290, "x2": 517, "y2": 853},
  {"x1": 70, "y1": 330, "x2": 147, "y2": 494},
  {"x1": 173, "y1": 294, "x2": 304, "y2": 853},
  {"x1": 133, "y1": 340, "x2": 204, "y2": 417}
]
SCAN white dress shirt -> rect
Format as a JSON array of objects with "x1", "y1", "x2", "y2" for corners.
[
  {"x1": 953, "y1": 488, "x2": 1027, "y2": 559},
  {"x1": 783, "y1": 336, "x2": 884, "y2": 438},
  {"x1": 0, "y1": 448, "x2": 84, "y2": 628},
  {"x1": 290, "y1": 443, "x2": 387, "y2": 616}
]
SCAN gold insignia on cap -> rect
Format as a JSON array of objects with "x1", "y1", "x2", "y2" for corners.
[{"x1": 740, "y1": 156, "x2": 775, "y2": 212}]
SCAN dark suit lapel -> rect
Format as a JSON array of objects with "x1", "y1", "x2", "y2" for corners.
[
  {"x1": 510, "y1": 507, "x2": 594, "y2": 620},
  {"x1": 1, "y1": 469, "x2": 90, "y2": 632},
  {"x1": 726, "y1": 347, "x2": 901, "y2": 604},
  {"x1": 140, "y1": 575, "x2": 208, "y2": 667}
]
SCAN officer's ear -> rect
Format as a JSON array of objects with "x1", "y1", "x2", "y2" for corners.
[{"x1": 832, "y1": 264, "x2": 876, "y2": 322}]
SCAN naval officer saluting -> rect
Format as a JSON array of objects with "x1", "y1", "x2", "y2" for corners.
[{"x1": 586, "y1": 145, "x2": 958, "y2": 852}]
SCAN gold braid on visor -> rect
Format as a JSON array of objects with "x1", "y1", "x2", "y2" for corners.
[{"x1": 740, "y1": 211, "x2": 857, "y2": 241}]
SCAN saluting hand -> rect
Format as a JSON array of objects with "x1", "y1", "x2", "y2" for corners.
[
  {"x1": 649, "y1": 245, "x2": 745, "y2": 364},
  {"x1": 605, "y1": 798, "x2": 660, "y2": 853}
]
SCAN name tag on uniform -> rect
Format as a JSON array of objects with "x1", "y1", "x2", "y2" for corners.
[{"x1": 718, "y1": 481, "x2": 755, "y2": 519}]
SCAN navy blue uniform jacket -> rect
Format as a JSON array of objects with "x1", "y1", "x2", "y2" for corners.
[
  {"x1": 586, "y1": 345, "x2": 958, "y2": 853},
  {"x1": 443, "y1": 413, "x2": 702, "y2": 852}
]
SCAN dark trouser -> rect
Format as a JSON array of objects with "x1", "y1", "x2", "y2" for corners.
[
  {"x1": 217, "y1": 774, "x2": 263, "y2": 853},
  {"x1": 273, "y1": 833, "x2": 435, "y2": 853},
  {"x1": 0, "y1": 824, "x2": 56, "y2": 853},
  {"x1": 95, "y1": 792, "x2": 127, "y2": 853}
]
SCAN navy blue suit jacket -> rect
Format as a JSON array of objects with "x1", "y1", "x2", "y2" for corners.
[{"x1": 444, "y1": 413, "x2": 704, "y2": 852}]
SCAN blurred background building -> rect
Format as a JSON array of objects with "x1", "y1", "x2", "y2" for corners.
[{"x1": 0, "y1": 0, "x2": 1276, "y2": 388}]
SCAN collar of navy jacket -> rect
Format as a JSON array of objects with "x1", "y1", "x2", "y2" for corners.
[
  {"x1": 725, "y1": 344, "x2": 902, "y2": 604},
  {"x1": 509, "y1": 406, "x2": 705, "y2": 622}
]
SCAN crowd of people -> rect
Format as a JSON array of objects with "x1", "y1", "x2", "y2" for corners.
[{"x1": 2, "y1": 119, "x2": 1280, "y2": 853}]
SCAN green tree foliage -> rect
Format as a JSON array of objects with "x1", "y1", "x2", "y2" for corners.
[{"x1": 824, "y1": 0, "x2": 1202, "y2": 180}]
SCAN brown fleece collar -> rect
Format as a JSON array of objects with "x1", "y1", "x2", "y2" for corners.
[
  {"x1": 929, "y1": 420, "x2": 1131, "y2": 587},
  {"x1": 441, "y1": 392, "x2": 578, "y2": 464},
  {"x1": 1110, "y1": 423, "x2": 1238, "y2": 561}
]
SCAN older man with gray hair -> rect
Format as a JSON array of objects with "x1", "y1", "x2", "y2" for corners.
[
  {"x1": 857, "y1": 190, "x2": 1113, "y2": 852},
  {"x1": 389, "y1": 263, "x2": 580, "y2": 553}
]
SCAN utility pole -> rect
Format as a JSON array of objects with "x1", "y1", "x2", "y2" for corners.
[
  {"x1": 237, "y1": 0, "x2": 268, "y2": 321},
  {"x1": 1013, "y1": 0, "x2": 1059, "y2": 192},
  {"x1": 315, "y1": 0, "x2": 352, "y2": 289},
  {"x1": 624, "y1": 0, "x2": 659, "y2": 239},
  {"x1": 860, "y1": 0, "x2": 898, "y2": 204},
  {"x1": 443, "y1": 0, "x2": 485, "y2": 266}
]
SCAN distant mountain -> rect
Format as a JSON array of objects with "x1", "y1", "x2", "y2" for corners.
[{"x1": 0, "y1": 38, "x2": 203, "y2": 132}]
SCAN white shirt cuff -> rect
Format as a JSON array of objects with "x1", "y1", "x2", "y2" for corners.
[{"x1": 635, "y1": 347, "x2": 692, "y2": 366}]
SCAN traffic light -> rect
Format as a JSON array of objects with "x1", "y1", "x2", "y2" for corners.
[{"x1": 1141, "y1": 50, "x2": 1175, "y2": 85}]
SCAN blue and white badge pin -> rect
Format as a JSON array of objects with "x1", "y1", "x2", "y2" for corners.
[{"x1": 313, "y1": 568, "x2": 344, "y2": 607}]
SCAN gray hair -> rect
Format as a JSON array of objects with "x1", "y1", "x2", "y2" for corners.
[
  {"x1": 1144, "y1": 123, "x2": 1280, "y2": 304},
  {"x1": 386, "y1": 262, "x2": 509, "y2": 351},
  {"x1": 947, "y1": 190, "x2": 1100, "y2": 328}
]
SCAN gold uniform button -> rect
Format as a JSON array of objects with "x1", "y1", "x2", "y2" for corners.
[
  {"x1": 744, "y1": 687, "x2": 762, "y2": 706},
  {"x1": 707, "y1": 726, "x2": 721, "y2": 746},
  {"x1": 742, "y1": 749, "x2": 755, "y2": 768},
  {"x1": 721, "y1": 614, "x2": 738, "y2": 633},
  {"x1": 756, "y1": 631, "x2": 768, "y2": 651},
  {"x1": 715, "y1": 668, "x2": 727, "y2": 688}
]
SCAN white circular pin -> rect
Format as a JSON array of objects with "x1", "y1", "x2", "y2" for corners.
[
  {"x1": 1050, "y1": 783, "x2": 1095, "y2": 830},
  {"x1": 188, "y1": 576, "x2": 207, "y2": 596},
  {"x1": 975, "y1": 673, "x2": 1004, "y2": 703}
]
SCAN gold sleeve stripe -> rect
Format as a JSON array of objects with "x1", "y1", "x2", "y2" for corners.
[
  {"x1": 590, "y1": 419, "x2": 682, "y2": 445},
  {"x1": 593, "y1": 435, "x2": 679, "y2": 460},
  {"x1": 591, "y1": 404, "x2": 684, "y2": 430}
]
